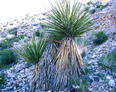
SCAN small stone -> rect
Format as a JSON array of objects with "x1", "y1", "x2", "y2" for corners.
[
  {"x1": 111, "y1": 48, "x2": 116, "y2": 54},
  {"x1": 108, "y1": 79, "x2": 115, "y2": 87},
  {"x1": 89, "y1": 76, "x2": 94, "y2": 84},
  {"x1": 88, "y1": 60, "x2": 95, "y2": 64},
  {"x1": 6, "y1": 34, "x2": 15, "y2": 39},
  {"x1": 89, "y1": 88, "x2": 93, "y2": 91},
  {"x1": 72, "y1": 85, "x2": 80, "y2": 89},
  {"x1": 91, "y1": 54, "x2": 96, "y2": 58},
  {"x1": 106, "y1": 75, "x2": 112, "y2": 80}
]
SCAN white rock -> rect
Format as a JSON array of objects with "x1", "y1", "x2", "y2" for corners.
[
  {"x1": 108, "y1": 79, "x2": 115, "y2": 87},
  {"x1": 0, "y1": 37, "x2": 5, "y2": 41},
  {"x1": 6, "y1": 34, "x2": 15, "y2": 39},
  {"x1": 106, "y1": 75, "x2": 112, "y2": 80},
  {"x1": 72, "y1": 84, "x2": 80, "y2": 89}
]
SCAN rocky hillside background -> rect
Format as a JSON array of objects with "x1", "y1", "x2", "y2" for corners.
[{"x1": 0, "y1": 0, "x2": 116, "y2": 92}]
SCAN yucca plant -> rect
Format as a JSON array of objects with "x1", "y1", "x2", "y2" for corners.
[
  {"x1": 45, "y1": 0, "x2": 94, "y2": 89},
  {"x1": 15, "y1": 36, "x2": 47, "y2": 91},
  {"x1": 16, "y1": 37, "x2": 47, "y2": 64}
]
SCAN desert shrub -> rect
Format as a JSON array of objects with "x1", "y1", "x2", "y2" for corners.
[
  {"x1": 89, "y1": 8, "x2": 97, "y2": 14},
  {"x1": 99, "y1": 53, "x2": 116, "y2": 72},
  {"x1": 35, "y1": 28, "x2": 44, "y2": 37},
  {"x1": 85, "y1": 1, "x2": 108, "y2": 14},
  {"x1": 11, "y1": 37, "x2": 20, "y2": 42},
  {"x1": 0, "y1": 40, "x2": 10, "y2": 49},
  {"x1": 19, "y1": 34, "x2": 25, "y2": 39},
  {"x1": 35, "y1": 30, "x2": 40, "y2": 37},
  {"x1": 0, "y1": 37, "x2": 20, "y2": 49},
  {"x1": 71, "y1": 72, "x2": 89, "y2": 92},
  {"x1": 8, "y1": 28, "x2": 18, "y2": 35},
  {"x1": 99, "y1": 4, "x2": 108, "y2": 10},
  {"x1": 92, "y1": 31, "x2": 108, "y2": 45},
  {"x1": 0, "y1": 49, "x2": 17, "y2": 68},
  {"x1": 0, "y1": 73, "x2": 5, "y2": 88},
  {"x1": 87, "y1": 1, "x2": 94, "y2": 6}
]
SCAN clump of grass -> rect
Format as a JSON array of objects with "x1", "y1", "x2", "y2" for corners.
[
  {"x1": 35, "y1": 30, "x2": 40, "y2": 37},
  {"x1": 0, "y1": 73, "x2": 5, "y2": 89},
  {"x1": 0, "y1": 49, "x2": 17, "y2": 68},
  {"x1": 85, "y1": 1, "x2": 108, "y2": 14},
  {"x1": 89, "y1": 8, "x2": 97, "y2": 14},
  {"x1": 8, "y1": 28, "x2": 18, "y2": 36},
  {"x1": 19, "y1": 34, "x2": 25, "y2": 39},
  {"x1": 0, "y1": 37, "x2": 20, "y2": 49},
  {"x1": 92, "y1": 31, "x2": 108, "y2": 45},
  {"x1": 99, "y1": 53, "x2": 116, "y2": 72},
  {"x1": 35, "y1": 28, "x2": 44, "y2": 37},
  {"x1": 0, "y1": 40, "x2": 11, "y2": 49},
  {"x1": 71, "y1": 70, "x2": 89, "y2": 92}
]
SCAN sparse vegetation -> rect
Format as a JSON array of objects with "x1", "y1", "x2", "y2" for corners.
[
  {"x1": 89, "y1": 8, "x2": 96, "y2": 14},
  {"x1": 85, "y1": 1, "x2": 108, "y2": 14},
  {"x1": 0, "y1": 37, "x2": 20, "y2": 49},
  {"x1": 0, "y1": 39, "x2": 11, "y2": 49},
  {"x1": 72, "y1": 75, "x2": 89, "y2": 92},
  {"x1": 35, "y1": 28, "x2": 44, "y2": 37},
  {"x1": 92, "y1": 31, "x2": 108, "y2": 45},
  {"x1": 71, "y1": 67, "x2": 90, "y2": 92},
  {"x1": 0, "y1": 49, "x2": 17, "y2": 68},
  {"x1": 0, "y1": 73, "x2": 5, "y2": 89},
  {"x1": 35, "y1": 30, "x2": 40, "y2": 37},
  {"x1": 8, "y1": 28, "x2": 18, "y2": 35},
  {"x1": 99, "y1": 52, "x2": 116, "y2": 72},
  {"x1": 19, "y1": 34, "x2": 25, "y2": 39}
]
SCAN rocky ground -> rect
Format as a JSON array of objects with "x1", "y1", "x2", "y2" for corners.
[{"x1": 0, "y1": 0, "x2": 116, "y2": 92}]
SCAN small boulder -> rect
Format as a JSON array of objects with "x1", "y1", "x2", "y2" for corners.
[
  {"x1": 111, "y1": 48, "x2": 116, "y2": 54},
  {"x1": 108, "y1": 79, "x2": 115, "y2": 87}
]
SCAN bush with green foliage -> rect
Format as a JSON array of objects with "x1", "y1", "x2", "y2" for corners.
[
  {"x1": 8, "y1": 28, "x2": 18, "y2": 35},
  {"x1": 35, "y1": 30, "x2": 40, "y2": 37},
  {"x1": 99, "y1": 52, "x2": 116, "y2": 72},
  {"x1": 89, "y1": 8, "x2": 97, "y2": 14},
  {"x1": 35, "y1": 28, "x2": 44, "y2": 37},
  {"x1": 92, "y1": 31, "x2": 108, "y2": 45},
  {"x1": 85, "y1": 1, "x2": 108, "y2": 14},
  {"x1": 15, "y1": 37, "x2": 47, "y2": 64},
  {"x1": 10, "y1": 37, "x2": 20, "y2": 42},
  {"x1": 0, "y1": 40, "x2": 11, "y2": 49},
  {"x1": 19, "y1": 34, "x2": 25, "y2": 39},
  {"x1": 71, "y1": 70, "x2": 89, "y2": 92},
  {"x1": 0, "y1": 37, "x2": 20, "y2": 49},
  {"x1": 0, "y1": 73, "x2": 5, "y2": 89},
  {"x1": 0, "y1": 49, "x2": 17, "y2": 68}
]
